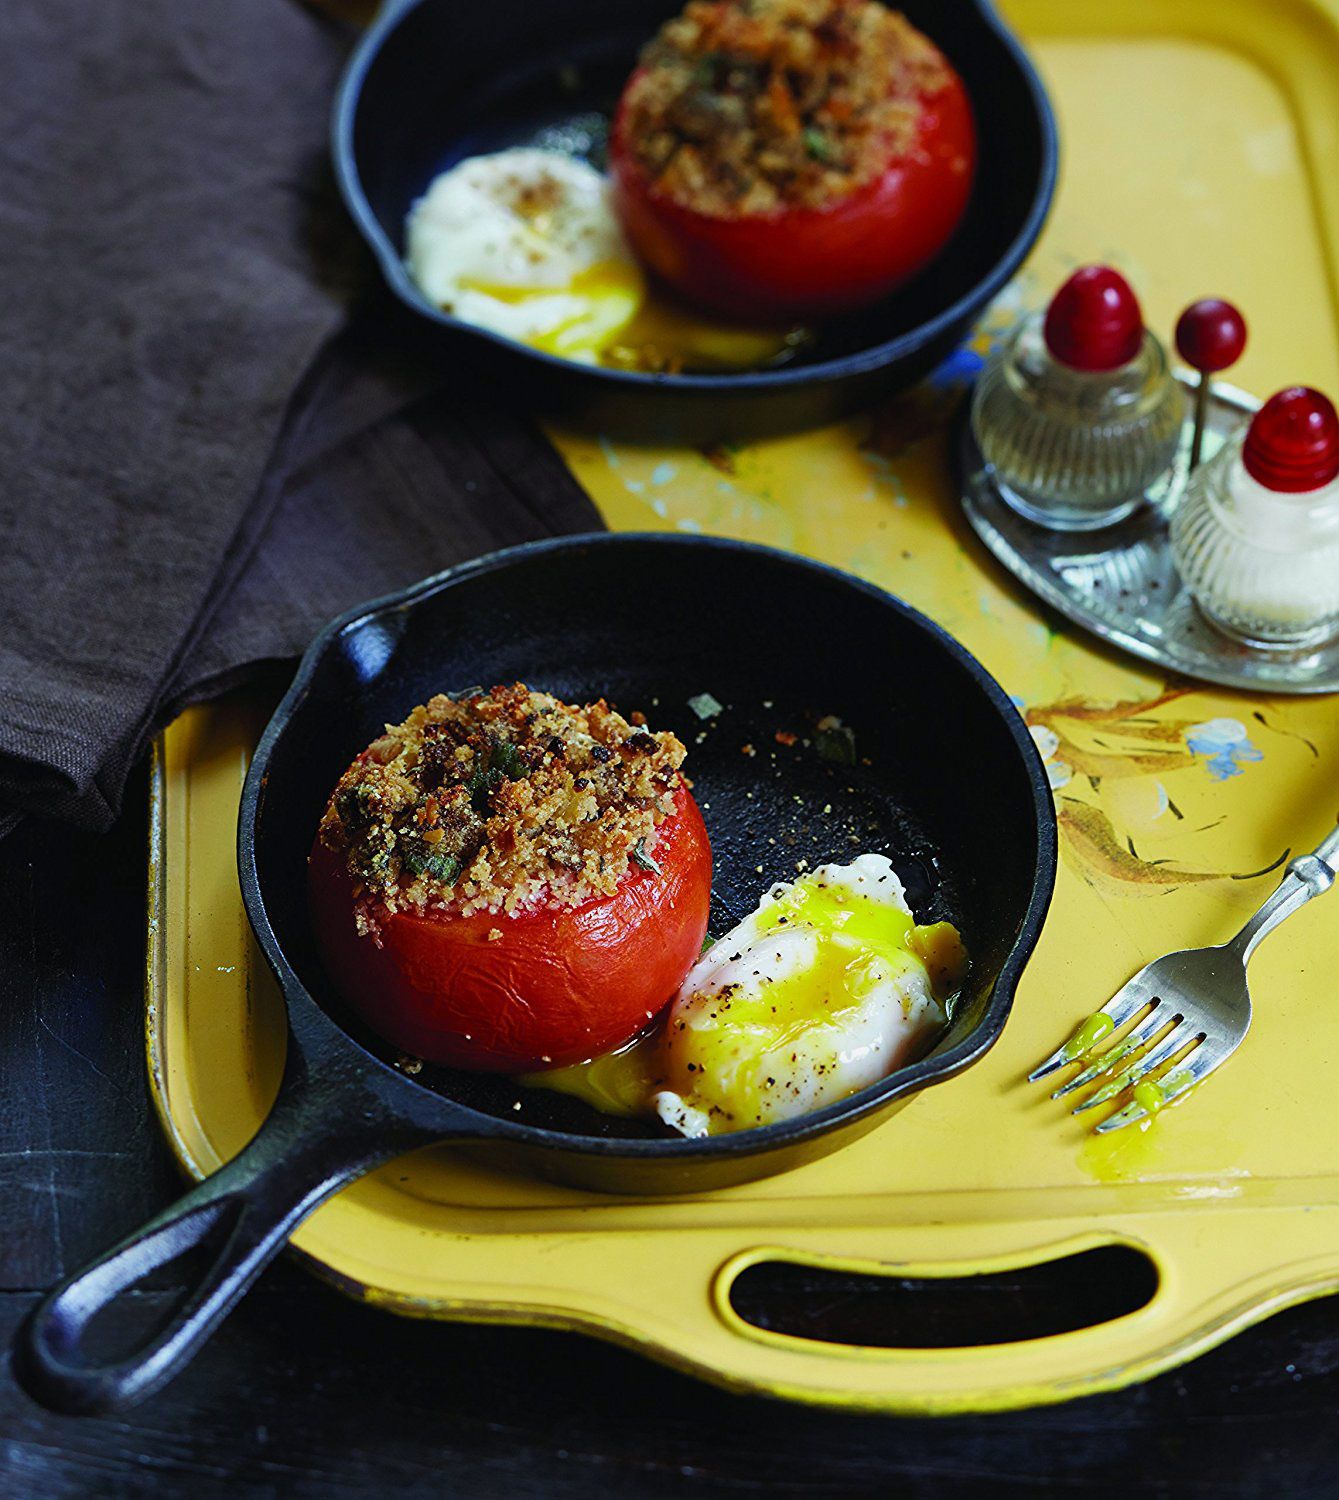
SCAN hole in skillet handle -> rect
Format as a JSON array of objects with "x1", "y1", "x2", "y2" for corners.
[
  {"x1": 730, "y1": 1245, "x2": 1158, "y2": 1348},
  {"x1": 12, "y1": 1057, "x2": 444, "y2": 1416},
  {"x1": 15, "y1": 1199, "x2": 246, "y2": 1415}
]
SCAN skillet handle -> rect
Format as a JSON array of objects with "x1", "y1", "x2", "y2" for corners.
[{"x1": 14, "y1": 1065, "x2": 436, "y2": 1415}]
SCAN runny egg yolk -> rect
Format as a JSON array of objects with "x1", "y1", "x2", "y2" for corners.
[
  {"x1": 525, "y1": 854, "x2": 966, "y2": 1138},
  {"x1": 460, "y1": 259, "x2": 646, "y2": 361}
]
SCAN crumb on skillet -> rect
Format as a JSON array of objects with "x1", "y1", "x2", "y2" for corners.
[
  {"x1": 318, "y1": 684, "x2": 687, "y2": 929},
  {"x1": 621, "y1": 0, "x2": 951, "y2": 217}
]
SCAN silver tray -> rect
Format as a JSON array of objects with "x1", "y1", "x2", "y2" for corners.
[{"x1": 957, "y1": 376, "x2": 1339, "y2": 694}]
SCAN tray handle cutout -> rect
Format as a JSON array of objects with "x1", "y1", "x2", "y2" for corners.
[
  {"x1": 591, "y1": 1220, "x2": 1339, "y2": 1413},
  {"x1": 728, "y1": 1243, "x2": 1157, "y2": 1348}
]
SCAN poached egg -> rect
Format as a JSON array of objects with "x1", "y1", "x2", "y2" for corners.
[
  {"x1": 527, "y1": 854, "x2": 966, "y2": 1138},
  {"x1": 404, "y1": 148, "x2": 801, "y2": 371},
  {"x1": 406, "y1": 148, "x2": 642, "y2": 363}
]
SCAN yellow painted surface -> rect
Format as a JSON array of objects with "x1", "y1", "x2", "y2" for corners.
[{"x1": 152, "y1": 3, "x2": 1339, "y2": 1412}]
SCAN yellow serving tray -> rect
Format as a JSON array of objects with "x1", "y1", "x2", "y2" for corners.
[{"x1": 149, "y1": 0, "x2": 1339, "y2": 1413}]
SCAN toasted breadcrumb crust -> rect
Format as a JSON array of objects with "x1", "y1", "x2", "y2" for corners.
[
  {"x1": 317, "y1": 684, "x2": 687, "y2": 927},
  {"x1": 622, "y1": 0, "x2": 949, "y2": 217}
]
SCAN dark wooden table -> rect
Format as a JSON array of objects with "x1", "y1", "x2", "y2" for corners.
[{"x1": 3, "y1": 769, "x2": 1338, "y2": 1497}]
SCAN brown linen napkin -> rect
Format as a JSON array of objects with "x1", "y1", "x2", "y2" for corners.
[
  {"x1": 0, "y1": 0, "x2": 601, "y2": 835},
  {"x1": 160, "y1": 312, "x2": 602, "y2": 723}
]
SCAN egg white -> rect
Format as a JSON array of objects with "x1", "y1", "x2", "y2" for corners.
[
  {"x1": 405, "y1": 148, "x2": 643, "y2": 362},
  {"x1": 654, "y1": 854, "x2": 950, "y2": 1139}
]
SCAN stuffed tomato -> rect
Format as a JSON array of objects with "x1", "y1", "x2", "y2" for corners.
[
  {"x1": 308, "y1": 684, "x2": 712, "y2": 1072},
  {"x1": 609, "y1": 0, "x2": 976, "y2": 321}
]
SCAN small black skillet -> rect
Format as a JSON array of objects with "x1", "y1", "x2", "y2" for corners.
[
  {"x1": 334, "y1": 0, "x2": 1057, "y2": 440},
  {"x1": 16, "y1": 535, "x2": 1055, "y2": 1414}
]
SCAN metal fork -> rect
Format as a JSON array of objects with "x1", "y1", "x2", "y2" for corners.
[{"x1": 1030, "y1": 821, "x2": 1339, "y2": 1132}]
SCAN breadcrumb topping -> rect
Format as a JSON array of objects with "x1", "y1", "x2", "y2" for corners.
[
  {"x1": 621, "y1": 0, "x2": 951, "y2": 216},
  {"x1": 317, "y1": 684, "x2": 687, "y2": 927}
]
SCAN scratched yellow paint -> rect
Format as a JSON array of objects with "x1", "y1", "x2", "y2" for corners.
[{"x1": 151, "y1": 4, "x2": 1339, "y2": 1414}]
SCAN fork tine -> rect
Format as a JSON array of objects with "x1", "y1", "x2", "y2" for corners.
[
  {"x1": 1026, "y1": 968, "x2": 1162, "y2": 1082},
  {"x1": 1049, "y1": 1002, "x2": 1171, "y2": 1099},
  {"x1": 1100, "y1": 974, "x2": 1163, "y2": 1031},
  {"x1": 1094, "y1": 1041, "x2": 1233, "y2": 1134},
  {"x1": 1071, "y1": 1017, "x2": 1202, "y2": 1113},
  {"x1": 1026, "y1": 1049, "x2": 1077, "y2": 1085}
]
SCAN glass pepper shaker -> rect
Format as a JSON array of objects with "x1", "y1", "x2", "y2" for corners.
[
  {"x1": 1171, "y1": 386, "x2": 1339, "y2": 650},
  {"x1": 971, "y1": 265, "x2": 1185, "y2": 530}
]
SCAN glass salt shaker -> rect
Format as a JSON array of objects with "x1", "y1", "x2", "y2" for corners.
[
  {"x1": 1171, "y1": 386, "x2": 1339, "y2": 650},
  {"x1": 971, "y1": 265, "x2": 1185, "y2": 530}
]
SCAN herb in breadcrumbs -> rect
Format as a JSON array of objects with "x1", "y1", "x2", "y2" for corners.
[
  {"x1": 318, "y1": 683, "x2": 686, "y2": 925},
  {"x1": 622, "y1": 0, "x2": 950, "y2": 217}
]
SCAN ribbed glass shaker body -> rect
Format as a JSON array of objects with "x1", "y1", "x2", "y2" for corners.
[
  {"x1": 971, "y1": 317, "x2": 1184, "y2": 530},
  {"x1": 1170, "y1": 438, "x2": 1339, "y2": 649}
]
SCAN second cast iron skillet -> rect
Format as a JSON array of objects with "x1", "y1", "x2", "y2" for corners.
[
  {"x1": 335, "y1": 0, "x2": 1057, "y2": 439},
  {"x1": 17, "y1": 535, "x2": 1056, "y2": 1414}
]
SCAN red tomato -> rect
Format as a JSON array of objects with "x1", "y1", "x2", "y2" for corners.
[
  {"x1": 307, "y1": 785, "x2": 713, "y2": 1072},
  {"x1": 609, "y1": 67, "x2": 976, "y2": 321}
]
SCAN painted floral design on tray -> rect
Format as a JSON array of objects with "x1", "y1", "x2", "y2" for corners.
[
  {"x1": 1014, "y1": 686, "x2": 1300, "y2": 896},
  {"x1": 1184, "y1": 717, "x2": 1265, "y2": 780}
]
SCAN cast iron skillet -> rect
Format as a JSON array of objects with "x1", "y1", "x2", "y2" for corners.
[
  {"x1": 16, "y1": 535, "x2": 1056, "y2": 1415},
  {"x1": 334, "y1": 0, "x2": 1057, "y2": 440}
]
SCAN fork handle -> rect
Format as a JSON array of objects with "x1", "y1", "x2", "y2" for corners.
[{"x1": 1229, "y1": 821, "x2": 1339, "y2": 964}]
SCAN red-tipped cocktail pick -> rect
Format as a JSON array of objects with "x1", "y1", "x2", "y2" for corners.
[{"x1": 1175, "y1": 298, "x2": 1248, "y2": 469}]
